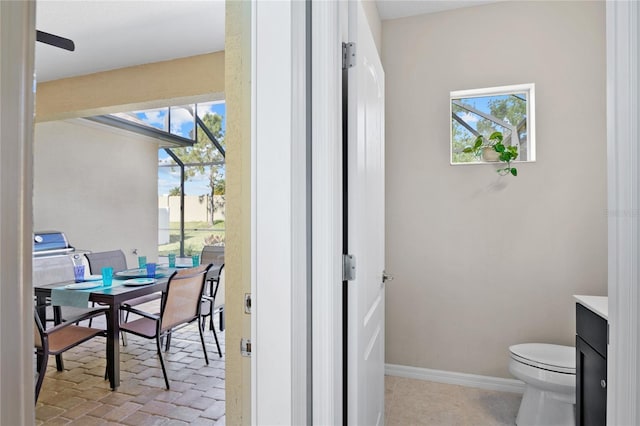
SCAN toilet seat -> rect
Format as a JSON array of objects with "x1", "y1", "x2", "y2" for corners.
[{"x1": 509, "y1": 343, "x2": 575, "y2": 374}]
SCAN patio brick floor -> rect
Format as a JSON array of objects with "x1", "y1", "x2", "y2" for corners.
[{"x1": 35, "y1": 305, "x2": 225, "y2": 425}]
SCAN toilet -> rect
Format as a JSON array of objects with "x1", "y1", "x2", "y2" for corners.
[{"x1": 509, "y1": 343, "x2": 576, "y2": 426}]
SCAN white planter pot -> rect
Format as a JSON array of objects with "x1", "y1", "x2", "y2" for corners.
[{"x1": 482, "y1": 147, "x2": 500, "y2": 162}]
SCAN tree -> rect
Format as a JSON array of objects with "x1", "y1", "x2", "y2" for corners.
[
  {"x1": 171, "y1": 111, "x2": 226, "y2": 225},
  {"x1": 488, "y1": 95, "x2": 526, "y2": 128},
  {"x1": 475, "y1": 95, "x2": 526, "y2": 138},
  {"x1": 168, "y1": 186, "x2": 181, "y2": 197}
]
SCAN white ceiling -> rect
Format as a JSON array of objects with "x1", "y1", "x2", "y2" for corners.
[
  {"x1": 35, "y1": 0, "x2": 496, "y2": 82},
  {"x1": 376, "y1": 0, "x2": 498, "y2": 20},
  {"x1": 35, "y1": 0, "x2": 225, "y2": 82}
]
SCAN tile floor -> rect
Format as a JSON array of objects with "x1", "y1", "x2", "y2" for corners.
[
  {"x1": 385, "y1": 375, "x2": 522, "y2": 426},
  {"x1": 36, "y1": 308, "x2": 226, "y2": 426},
  {"x1": 37, "y1": 308, "x2": 521, "y2": 426}
]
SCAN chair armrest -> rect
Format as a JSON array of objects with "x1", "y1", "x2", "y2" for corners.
[
  {"x1": 122, "y1": 292, "x2": 162, "y2": 308},
  {"x1": 120, "y1": 305, "x2": 160, "y2": 321},
  {"x1": 44, "y1": 307, "x2": 109, "y2": 335}
]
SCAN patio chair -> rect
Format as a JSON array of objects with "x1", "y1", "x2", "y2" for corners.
[
  {"x1": 201, "y1": 245, "x2": 225, "y2": 267},
  {"x1": 119, "y1": 264, "x2": 212, "y2": 390},
  {"x1": 200, "y1": 245, "x2": 225, "y2": 332},
  {"x1": 85, "y1": 250, "x2": 129, "y2": 275},
  {"x1": 85, "y1": 250, "x2": 162, "y2": 343},
  {"x1": 200, "y1": 263, "x2": 224, "y2": 357},
  {"x1": 34, "y1": 308, "x2": 110, "y2": 403},
  {"x1": 33, "y1": 255, "x2": 99, "y2": 326}
]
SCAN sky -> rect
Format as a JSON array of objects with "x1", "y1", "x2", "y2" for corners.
[
  {"x1": 131, "y1": 101, "x2": 226, "y2": 196},
  {"x1": 456, "y1": 95, "x2": 506, "y2": 126}
]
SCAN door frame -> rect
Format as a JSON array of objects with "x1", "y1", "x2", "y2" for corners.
[
  {"x1": 606, "y1": 1, "x2": 640, "y2": 424},
  {"x1": 252, "y1": 0, "x2": 309, "y2": 424},
  {"x1": 0, "y1": 1, "x2": 36, "y2": 423},
  {"x1": 252, "y1": 1, "x2": 353, "y2": 423},
  {"x1": 309, "y1": 1, "x2": 347, "y2": 425}
]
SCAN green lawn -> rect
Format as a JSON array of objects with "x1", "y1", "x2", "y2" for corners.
[{"x1": 158, "y1": 221, "x2": 225, "y2": 256}]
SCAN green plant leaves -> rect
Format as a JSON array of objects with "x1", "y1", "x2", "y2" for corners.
[
  {"x1": 489, "y1": 131, "x2": 503, "y2": 142},
  {"x1": 473, "y1": 136, "x2": 483, "y2": 149},
  {"x1": 506, "y1": 145, "x2": 519, "y2": 160},
  {"x1": 460, "y1": 132, "x2": 520, "y2": 176}
]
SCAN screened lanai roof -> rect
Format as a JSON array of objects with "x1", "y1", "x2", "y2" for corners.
[{"x1": 85, "y1": 101, "x2": 226, "y2": 163}]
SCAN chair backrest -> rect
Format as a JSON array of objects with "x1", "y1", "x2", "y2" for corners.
[
  {"x1": 85, "y1": 250, "x2": 128, "y2": 274},
  {"x1": 201, "y1": 245, "x2": 224, "y2": 266},
  {"x1": 213, "y1": 264, "x2": 225, "y2": 308},
  {"x1": 201, "y1": 246, "x2": 224, "y2": 281},
  {"x1": 33, "y1": 256, "x2": 75, "y2": 286},
  {"x1": 161, "y1": 264, "x2": 211, "y2": 332},
  {"x1": 33, "y1": 311, "x2": 45, "y2": 349}
]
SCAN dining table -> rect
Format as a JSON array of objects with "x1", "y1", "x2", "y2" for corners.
[{"x1": 34, "y1": 267, "x2": 176, "y2": 390}]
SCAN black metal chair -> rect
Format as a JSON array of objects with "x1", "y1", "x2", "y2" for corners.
[
  {"x1": 34, "y1": 308, "x2": 110, "y2": 402},
  {"x1": 119, "y1": 265, "x2": 212, "y2": 390},
  {"x1": 85, "y1": 250, "x2": 162, "y2": 344},
  {"x1": 200, "y1": 246, "x2": 225, "y2": 333},
  {"x1": 200, "y1": 263, "x2": 224, "y2": 357}
]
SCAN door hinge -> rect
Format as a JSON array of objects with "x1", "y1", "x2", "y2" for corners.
[
  {"x1": 342, "y1": 42, "x2": 356, "y2": 69},
  {"x1": 343, "y1": 254, "x2": 356, "y2": 281},
  {"x1": 241, "y1": 338, "x2": 251, "y2": 357}
]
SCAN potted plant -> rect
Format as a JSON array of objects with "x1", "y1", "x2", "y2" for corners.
[{"x1": 462, "y1": 131, "x2": 519, "y2": 176}]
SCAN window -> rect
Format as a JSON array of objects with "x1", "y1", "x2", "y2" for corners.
[
  {"x1": 154, "y1": 101, "x2": 226, "y2": 256},
  {"x1": 450, "y1": 83, "x2": 535, "y2": 165}
]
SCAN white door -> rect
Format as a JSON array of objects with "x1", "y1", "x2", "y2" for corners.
[{"x1": 346, "y1": 1, "x2": 386, "y2": 425}]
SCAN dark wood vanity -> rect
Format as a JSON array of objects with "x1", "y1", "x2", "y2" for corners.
[{"x1": 575, "y1": 296, "x2": 607, "y2": 426}]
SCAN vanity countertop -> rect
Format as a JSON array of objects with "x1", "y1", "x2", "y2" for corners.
[{"x1": 574, "y1": 295, "x2": 608, "y2": 320}]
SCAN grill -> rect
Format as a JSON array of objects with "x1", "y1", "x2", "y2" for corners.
[
  {"x1": 33, "y1": 231, "x2": 90, "y2": 287},
  {"x1": 33, "y1": 231, "x2": 75, "y2": 257}
]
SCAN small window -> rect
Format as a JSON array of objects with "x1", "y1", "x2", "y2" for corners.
[{"x1": 450, "y1": 83, "x2": 535, "y2": 165}]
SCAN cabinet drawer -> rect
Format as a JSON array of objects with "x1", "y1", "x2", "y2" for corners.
[{"x1": 576, "y1": 303, "x2": 607, "y2": 357}]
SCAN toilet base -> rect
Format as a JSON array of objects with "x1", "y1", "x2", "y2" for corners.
[{"x1": 516, "y1": 385, "x2": 575, "y2": 426}]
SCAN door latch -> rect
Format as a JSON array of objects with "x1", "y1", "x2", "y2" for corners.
[
  {"x1": 244, "y1": 293, "x2": 252, "y2": 314},
  {"x1": 241, "y1": 338, "x2": 251, "y2": 357}
]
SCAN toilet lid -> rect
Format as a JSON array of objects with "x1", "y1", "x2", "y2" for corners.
[{"x1": 509, "y1": 343, "x2": 575, "y2": 374}]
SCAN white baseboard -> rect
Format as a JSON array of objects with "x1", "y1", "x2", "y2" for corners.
[{"x1": 385, "y1": 363, "x2": 525, "y2": 394}]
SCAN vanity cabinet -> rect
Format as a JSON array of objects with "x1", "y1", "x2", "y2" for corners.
[{"x1": 576, "y1": 303, "x2": 607, "y2": 426}]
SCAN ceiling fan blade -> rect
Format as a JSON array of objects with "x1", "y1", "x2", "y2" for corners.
[{"x1": 36, "y1": 30, "x2": 75, "y2": 52}]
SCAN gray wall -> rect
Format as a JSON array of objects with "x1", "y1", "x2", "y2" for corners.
[
  {"x1": 383, "y1": 1, "x2": 607, "y2": 378},
  {"x1": 34, "y1": 119, "x2": 160, "y2": 268},
  {"x1": 362, "y1": 0, "x2": 382, "y2": 56}
]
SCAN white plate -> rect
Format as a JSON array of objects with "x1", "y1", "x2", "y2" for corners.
[
  {"x1": 85, "y1": 275, "x2": 102, "y2": 281},
  {"x1": 123, "y1": 278, "x2": 156, "y2": 286},
  {"x1": 64, "y1": 282, "x2": 102, "y2": 290},
  {"x1": 115, "y1": 268, "x2": 146, "y2": 278},
  {"x1": 116, "y1": 268, "x2": 169, "y2": 278}
]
